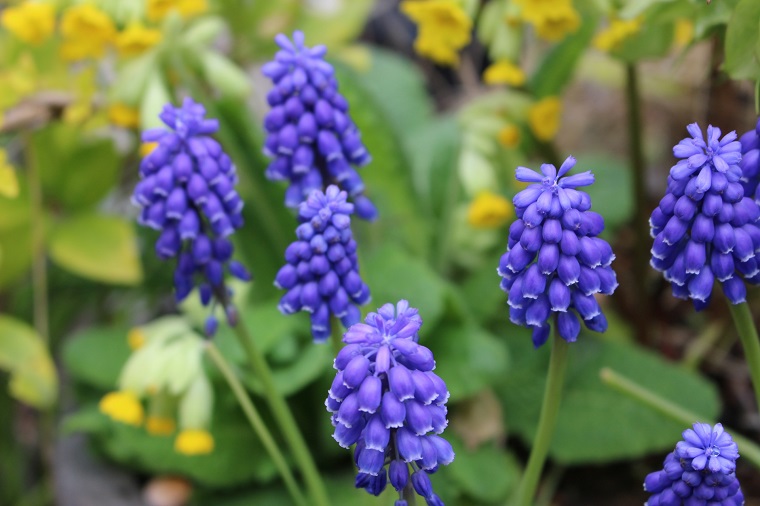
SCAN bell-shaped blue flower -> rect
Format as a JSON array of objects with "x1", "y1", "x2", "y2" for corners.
[
  {"x1": 133, "y1": 98, "x2": 250, "y2": 335},
  {"x1": 499, "y1": 156, "x2": 618, "y2": 348},
  {"x1": 739, "y1": 116, "x2": 760, "y2": 204},
  {"x1": 262, "y1": 31, "x2": 377, "y2": 220}
]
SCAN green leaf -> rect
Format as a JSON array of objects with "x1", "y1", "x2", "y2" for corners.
[
  {"x1": 498, "y1": 329, "x2": 720, "y2": 463},
  {"x1": 581, "y1": 153, "x2": 634, "y2": 231},
  {"x1": 140, "y1": 71, "x2": 172, "y2": 130},
  {"x1": 295, "y1": 0, "x2": 374, "y2": 49},
  {"x1": 0, "y1": 315, "x2": 57, "y2": 409},
  {"x1": 48, "y1": 213, "x2": 143, "y2": 285},
  {"x1": 199, "y1": 50, "x2": 250, "y2": 98},
  {"x1": 431, "y1": 324, "x2": 510, "y2": 402},
  {"x1": 614, "y1": 21, "x2": 674, "y2": 62},
  {"x1": 63, "y1": 325, "x2": 132, "y2": 389},
  {"x1": 0, "y1": 181, "x2": 32, "y2": 287},
  {"x1": 442, "y1": 438, "x2": 521, "y2": 503},
  {"x1": 725, "y1": 0, "x2": 760, "y2": 80}
]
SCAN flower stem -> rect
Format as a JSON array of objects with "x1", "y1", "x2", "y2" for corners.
[
  {"x1": 204, "y1": 342, "x2": 308, "y2": 506},
  {"x1": 331, "y1": 316, "x2": 343, "y2": 357},
  {"x1": 727, "y1": 302, "x2": 760, "y2": 413},
  {"x1": 600, "y1": 367, "x2": 760, "y2": 470},
  {"x1": 401, "y1": 481, "x2": 417, "y2": 505},
  {"x1": 231, "y1": 320, "x2": 330, "y2": 506},
  {"x1": 514, "y1": 330, "x2": 570, "y2": 506}
]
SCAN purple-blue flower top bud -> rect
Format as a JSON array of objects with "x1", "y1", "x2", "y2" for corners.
[
  {"x1": 499, "y1": 156, "x2": 618, "y2": 348},
  {"x1": 275, "y1": 185, "x2": 370, "y2": 341},
  {"x1": 327, "y1": 300, "x2": 454, "y2": 503},
  {"x1": 261, "y1": 31, "x2": 377, "y2": 220},
  {"x1": 651, "y1": 123, "x2": 760, "y2": 310},
  {"x1": 644, "y1": 423, "x2": 743, "y2": 506},
  {"x1": 132, "y1": 98, "x2": 251, "y2": 336}
]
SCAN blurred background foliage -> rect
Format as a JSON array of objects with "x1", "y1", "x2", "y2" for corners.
[{"x1": 1, "y1": 0, "x2": 760, "y2": 505}]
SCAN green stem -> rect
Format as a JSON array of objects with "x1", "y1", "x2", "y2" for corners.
[
  {"x1": 331, "y1": 316, "x2": 343, "y2": 357},
  {"x1": 625, "y1": 63, "x2": 651, "y2": 344},
  {"x1": 401, "y1": 481, "x2": 417, "y2": 505},
  {"x1": 204, "y1": 342, "x2": 308, "y2": 506},
  {"x1": 727, "y1": 302, "x2": 760, "y2": 413},
  {"x1": 600, "y1": 367, "x2": 760, "y2": 470},
  {"x1": 514, "y1": 331, "x2": 570, "y2": 506},
  {"x1": 231, "y1": 321, "x2": 330, "y2": 506}
]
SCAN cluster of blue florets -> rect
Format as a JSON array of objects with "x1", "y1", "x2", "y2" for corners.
[
  {"x1": 327, "y1": 300, "x2": 454, "y2": 505},
  {"x1": 261, "y1": 31, "x2": 377, "y2": 220},
  {"x1": 133, "y1": 98, "x2": 250, "y2": 335},
  {"x1": 740, "y1": 117, "x2": 760, "y2": 204}
]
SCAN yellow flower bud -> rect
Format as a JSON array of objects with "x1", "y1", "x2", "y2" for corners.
[
  {"x1": 174, "y1": 429, "x2": 214, "y2": 455},
  {"x1": 127, "y1": 327, "x2": 146, "y2": 350},
  {"x1": 528, "y1": 97, "x2": 562, "y2": 142},
  {"x1": 467, "y1": 191, "x2": 513, "y2": 228},
  {"x1": 116, "y1": 23, "x2": 162, "y2": 58},
  {"x1": 108, "y1": 103, "x2": 141, "y2": 129},
  {"x1": 140, "y1": 142, "x2": 158, "y2": 158},
  {"x1": 400, "y1": 0, "x2": 472, "y2": 67},
  {"x1": 1, "y1": 2, "x2": 55, "y2": 45},
  {"x1": 497, "y1": 125, "x2": 521, "y2": 148},
  {"x1": 147, "y1": 0, "x2": 208, "y2": 22},
  {"x1": 483, "y1": 61, "x2": 526, "y2": 87},
  {"x1": 60, "y1": 4, "x2": 117, "y2": 61},
  {"x1": 99, "y1": 391, "x2": 144, "y2": 426}
]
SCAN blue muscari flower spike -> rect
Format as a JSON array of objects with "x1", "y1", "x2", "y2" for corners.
[
  {"x1": 739, "y1": 117, "x2": 760, "y2": 203},
  {"x1": 261, "y1": 30, "x2": 378, "y2": 221},
  {"x1": 327, "y1": 300, "x2": 454, "y2": 505},
  {"x1": 498, "y1": 156, "x2": 618, "y2": 348},
  {"x1": 275, "y1": 185, "x2": 371, "y2": 341},
  {"x1": 644, "y1": 422, "x2": 743, "y2": 506},
  {"x1": 650, "y1": 123, "x2": 760, "y2": 309},
  {"x1": 133, "y1": 98, "x2": 251, "y2": 335}
]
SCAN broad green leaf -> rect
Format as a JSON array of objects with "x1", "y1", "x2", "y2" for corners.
[
  {"x1": 498, "y1": 328, "x2": 720, "y2": 463},
  {"x1": 63, "y1": 325, "x2": 132, "y2": 389},
  {"x1": 243, "y1": 343, "x2": 332, "y2": 397},
  {"x1": 199, "y1": 50, "x2": 250, "y2": 98},
  {"x1": 0, "y1": 315, "x2": 57, "y2": 408},
  {"x1": 431, "y1": 323, "x2": 510, "y2": 402},
  {"x1": 442, "y1": 438, "x2": 521, "y2": 503},
  {"x1": 724, "y1": 0, "x2": 760, "y2": 80},
  {"x1": 48, "y1": 213, "x2": 143, "y2": 285}
]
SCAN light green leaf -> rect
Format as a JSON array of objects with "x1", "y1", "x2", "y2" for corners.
[
  {"x1": 0, "y1": 181, "x2": 32, "y2": 287},
  {"x1": 0, "y1": 315, "x2": 57, "y2": 409},
  {"x1": 295, "y1": 0, "x2": 374, "y2": 50},
  {"x1": 614, "y1": 21, "x2": 674, "y2": 62},
  {"x1": 63, "y1": 325, "x2": 132, "y2": 389},
  {"x1": 442, "y1": 438, "x2": 521, "y2": 503},
  {"x1": 48, "y1": 213, "x2": 143, "y2": 285},
  {"x1": 199, "y1": 50, "x2": 250, "y2": 98},
  {"x1": 724, "y1": 0, "x2": 760, "y2": 80},
  {"x1": 140, "y1": 71, "x2": 172, "y2": 130}
]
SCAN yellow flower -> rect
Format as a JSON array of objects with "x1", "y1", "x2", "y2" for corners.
[
  {"x1": 497, "y1": 124, "x2": 521, "y2": 148},
  {"x1": 400, "y1": 0, "x2": 472, "y2": 66},
  {"x1": 674, "y1": 19, "x2": 694, "y2": 48},
  {"x1": 483, "y1": 61, "x2": 526, "y2": 87},
  {"x1": 116, "y1": 23, "x2": 162, "y2": 57},
  {"x1": 146, "y1": 416, "x2": 176, "y2": 435},
  {"x1": 108, "y1": 103, "x2": 140, "y2": 129},
  {"x1": 174, "y1": 429, "x2": 214, "y2": 455},
  {"x1": 147, "y1": 0, "x2": 208, "y2": 21},
  {"x1": 528, "y1": 97, "x2": 562, "y2": 142},
  {"x1": 99, "y1": 391, "x2": 144, "y2": 426},
  {"x1": 127, "y1": 327, "x2": 146, "y2": 350},
  {"x1": 515, "y1": 0, "x2": 580, "y2": 42},
  {"x1": 140, "y1": 142, "x2": 158, "y2": 157},
  {"x1": 593, "y1": 18, "x2": 642, "y2": 52},
  {"x1": 0, "y1": 149, "x2": 19, "y2": 199},
  {"x1": 1, "y1": 2, "x2": 55, "y2": 45},
  {"x1": 467, "y1": 191, "x2": 513, "y2": 228},
  {"x1": 60, "y1": 4, "x2": 116, "y2": 61}
]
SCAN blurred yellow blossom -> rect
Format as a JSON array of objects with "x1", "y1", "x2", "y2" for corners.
[
  {"x1": 468, "y1": 191, "x2": 513, "y2": 228},
  {"x1": 0, "y1": 150, "x2": 20, "y2": 199},
  {"x1": 175, "y1": 429, "x2": 214, "y2": 455},
  {"x1": 497, "y1": 124, "x2": 521, "y2": 148},
  {"x1": 593, "y1": 18, "x2": 642, "y2": 52},
  {"x1": 674, "y1": 19, "x2": 694, "y2": 48},
  {"x1": 400, "y1": 0, "x2": 472, "y2": 66},
  {"x1": 515, "y1": 0, "x2": 580, "y2": 42},
  {"x1": 483, "y1": 61, "x2": 525, "y2": 87},
  {"x1": 127, "y1": 327, "x2": 146, "y2": 350},
  {"x1": 528, "y1": 97, "x2": 562, "y2": 142},
  {"x1": 146, "y1": 416, "x2": 176, "y2": 435},
  {"x1": 1, "y1": 2, "x2": 55, "y2": 45},
  {"x1": 147, "y1": 0, "x2": 208, "y2": 21},
  {"x1": 108, "y1": 103, "x2": 140, "y2": 128},
  {"x1": 60, "y1": 4, "x2": 116, "y2": 61},
  {"x1": 116, "y1": 23, "x2": 162, "y2": 57},
  {"x1": 140, "y1": 142, "x2": 158, "y2": 157},
  {"x1": 99, "y1": 391, "x2": 144, "y2": 426}
]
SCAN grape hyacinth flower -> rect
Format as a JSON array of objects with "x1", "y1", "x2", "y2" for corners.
[
  {"x1": 650, "y1": 123, "x2": 760, "y2": 309},
  {"x1": 261, "y1": 30, "x2": 377, "y2": 220},
  {"x1": 497, "y1": 156, "x2": 618, "y2": 348},
  {"x1": 644, "y1": 423, "x2": 743, "y2": 506},
  {"x1": 275, "y1": 185, "x2": 371, "y2": 341},
  {"x1": 739, "y1": 117, "x2": 760, "y2": 203},
  {"x1": 327, "y1": 300, "x2": 454, "y2": 505},
  {"x1": 133, "y1": 98, "x2": 250, "y2": 335}
]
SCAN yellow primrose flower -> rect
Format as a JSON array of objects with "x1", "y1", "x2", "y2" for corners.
[
  {"x1": 146, "y1": 416, "x2": 176, "y2": 435},
  {"x1": 147, "y1": 0, "x2": 208, "y2": 21},
  {"x1": 99, "y1": 391, "x2": 144, "y2": 426},
  {"x1": 400, "y1": 0, "x2": 472, "y2": 66},
  {"x1": 674, "y1": 19, "x2": 694, "y2": 48},
  {"x1": 593, "y1": 18, "x2": 642, "y2": 52},
  {"x1": 0, "y1": 149, "x2": 20, "y2": 199},
  {"x1": 116, "y1": 23, "x2": 162, "y2": 57},
  {"x1": 108, "y1": 103, "x2": 140, "y2": 129},
  {"x1": 174, "y1": 429, "x2": 214, "y2": 455},
  {"x1": 1, "y1": 2, "x2": 55, "y2": 45},
  {"x1": 127, "y1": 327, "x2": 146, "y2": 350},
  {"x1": 60, "y1": 4, "x2": 117, "y2": 61},
  {"x1": 467, "y1": 191, "x2": 513, "y2": 228},
  {"x1": 483, "y1": 61, "x2": 526, "y2": 87},
  {"x1": 528, "y1": 97, "x2": 562, "y2": 142},
  {"x1": 497, "y1": 124, "x2": 521, "y2": 148},
  {"x1": 515, "y1": 0, "x2": 580, "y2": 42}
]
